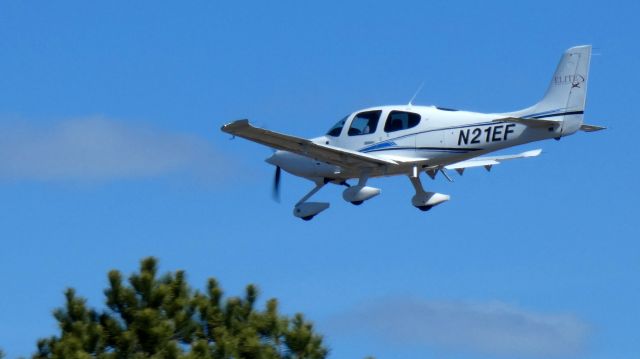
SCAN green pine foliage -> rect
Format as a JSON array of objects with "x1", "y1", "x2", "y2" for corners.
[{"x1": 34, "y1": 257, "x2": 328, "y2": 359}]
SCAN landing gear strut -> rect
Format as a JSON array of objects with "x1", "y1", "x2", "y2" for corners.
[{"x1": 408, "y1": 173, "x2": 450, "y2": 211}]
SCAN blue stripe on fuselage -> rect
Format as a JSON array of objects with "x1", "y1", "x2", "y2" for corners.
[
  {"x1": 360, "y1": 141, "x2": 397, "y2": 152},
  {"x1": 357, "y1": 120, "x2": 497, "y2": 153},
  {"x1": 362, "y1": 146, "x2": 481, "y2": 154}
]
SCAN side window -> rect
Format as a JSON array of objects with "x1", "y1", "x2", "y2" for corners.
[
  {"x1": 348, "y1": 110, "x2": 382, "y2": 136},
  {"x1": 384, "y1": 111, "x2": 421, "y2": 132}
]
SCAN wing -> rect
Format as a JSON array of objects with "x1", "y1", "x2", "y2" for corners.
[
  {"x1": 221, "y1": 119, "x2": 397, "y2": 169},
  {"x1": 445, "y1": 149, "x2": 542, "y2": 174}
]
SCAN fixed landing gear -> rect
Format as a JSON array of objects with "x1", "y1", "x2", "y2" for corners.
[
  {"x1": 342, "y1": 175, "x2": 380, "y2": 205},
  {"x1": 291, "y1": 171, "x2": 447, "y2": 220},
  {"x1": 408, "y1": 174, "x2": 450, "y2": 211},
  {"x1": 293, "y1": 182, "x2": 330, "y2": 221}
]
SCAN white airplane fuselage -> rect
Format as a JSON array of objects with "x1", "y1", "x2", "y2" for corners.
[{"x1": 267, "y1": 105, "x2": 577, "y2": 182}]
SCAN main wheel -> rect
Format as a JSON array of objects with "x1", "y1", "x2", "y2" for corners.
[
  {"x1": 416, "y1": 205, "x2": 433, "y2": 212},
  {"x1": 301, "y1": 215, "x2": 315, "y2": 221},
  {"x1": 351, "y1": 200, "x2": 364, "y2": 206}
]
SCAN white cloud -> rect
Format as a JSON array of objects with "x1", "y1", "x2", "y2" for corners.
[
  {"x1": 329, "y1": 297, "x2": 589, "y2": 357},
  {"x1": 0, "y1": 117, "x2": 227, "y2": 182}
]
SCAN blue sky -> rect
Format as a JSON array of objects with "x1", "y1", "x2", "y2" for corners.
[{"x1": 1, "y1": 1, "x2": 639, "y2": 358}]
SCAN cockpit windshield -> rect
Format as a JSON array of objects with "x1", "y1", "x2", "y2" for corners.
[{"x1": 326, "y1": 115, "x2": 348, "y2": 137}]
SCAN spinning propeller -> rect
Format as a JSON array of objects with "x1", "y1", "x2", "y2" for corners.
[{"x1": 272, "y1": 165, "x2": 281, "y2": 202}]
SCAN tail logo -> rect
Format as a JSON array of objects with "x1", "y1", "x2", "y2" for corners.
[
  {"x1": 571, "y1": 74, "x2": 585, "y2": 88},
  {"x1": 554, "y1": 74, "x2": 585, "y2": 88}
]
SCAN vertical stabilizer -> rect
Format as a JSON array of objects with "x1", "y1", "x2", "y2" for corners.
[{"x1": 514, "y1": 45, "x2": 592, "y2": 136}]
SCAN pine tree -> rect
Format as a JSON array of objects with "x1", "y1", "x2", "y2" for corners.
[{"x1": 34, "y1": 257, "x2": 328, "y2": 359}]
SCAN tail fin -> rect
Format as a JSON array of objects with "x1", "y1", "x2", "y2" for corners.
[{"x1": 515, "y1": 45, "x2": 592, "y2": 136}]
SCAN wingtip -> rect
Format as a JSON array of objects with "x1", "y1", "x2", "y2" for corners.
[{"x1": 221, "y1": 119, "x2": 250, "y2": 132}]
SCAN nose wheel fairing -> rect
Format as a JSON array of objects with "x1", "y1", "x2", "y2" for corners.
[{"x1": 341, "y1": 175, "x2": 381, "y2": 205}]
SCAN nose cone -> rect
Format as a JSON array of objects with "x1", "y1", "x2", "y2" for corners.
[{"x1": 265, "y1": 150, "x2": 282, "y2": 166}]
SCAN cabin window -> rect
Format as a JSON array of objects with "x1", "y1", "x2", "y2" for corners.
[
  {"x1": 384, "y1": 111, "x2": 421, "y2": 132},
  {"x1": 326, "y1": 116, "x2": 348, "y2": 137},
  {"x1": 348, "y1": 110, "x2": 382, "y2": 136}
]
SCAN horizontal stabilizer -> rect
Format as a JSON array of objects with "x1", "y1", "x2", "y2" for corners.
[
  {"x1": 494, "y1": 117, "x2": 561, "y2": 128},
  {"x1": 445, "y1": 149, "x2": 542, "y2": 172},
  {"x1": 580, "y1": 124, "x2": 606, "y2": 132}
]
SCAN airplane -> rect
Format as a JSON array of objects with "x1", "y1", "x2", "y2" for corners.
[{"x1": 221, "y1": 45, "x2": 604, "y2": 221}]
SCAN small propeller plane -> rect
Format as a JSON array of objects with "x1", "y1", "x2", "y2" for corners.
[{"x1": 222, "y1": 45, "x2": 604, "y2": 220}]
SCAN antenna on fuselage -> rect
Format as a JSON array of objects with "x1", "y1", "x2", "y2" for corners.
[{"x1": 408, "y1": 81, "x2": 425, "y2": 106}]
